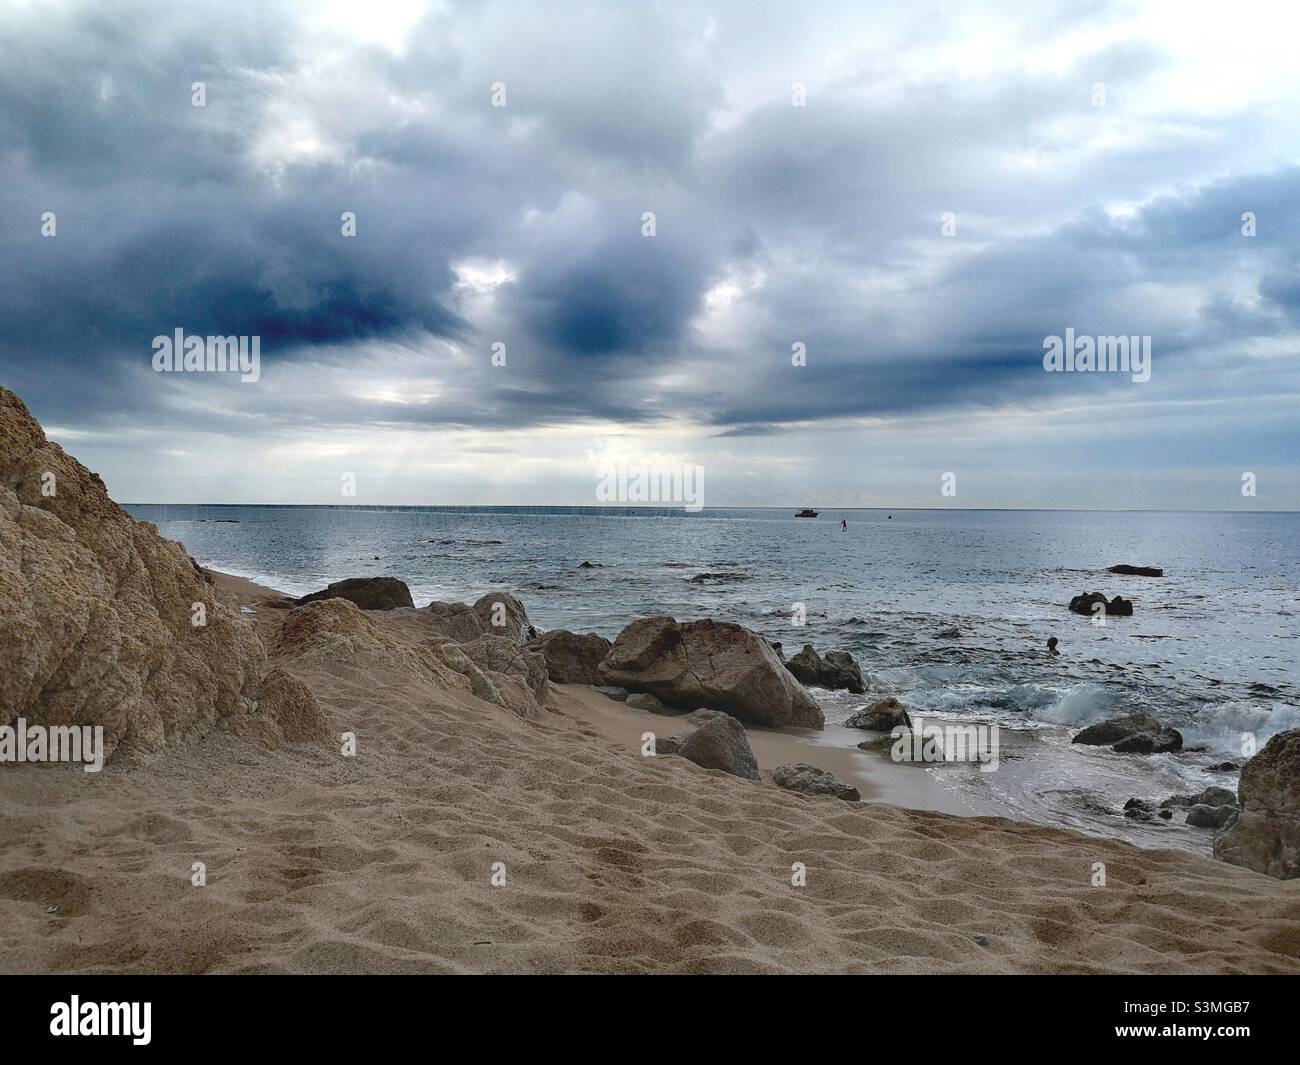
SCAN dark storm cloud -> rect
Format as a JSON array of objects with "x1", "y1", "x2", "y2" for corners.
[{"x1": 1, "y1": 0, "x2": 1298, "y2": 442}]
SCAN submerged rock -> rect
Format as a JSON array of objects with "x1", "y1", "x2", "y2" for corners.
[
  {"x1": 1215, "y1": 728, "x2": 1300, "y2": 880},
  {"x1": 297, "y1": 576, "x2": 414, "y2": 611},
  {"x1": 1072, "y1": 712, "x2": 1182, "y2": 754},
  {"x1": 785, "y1": 644, "x2": 866, "y2": 694},
  {"x1": 598, "y1": 616, "x2": 824, "y2": 729},
  {"x1": 1107, "y1": 565, "x2": 1164, "y2": 577},
  {"x1": 773, "y1": 762, "x2": 860, "y2": 801}
]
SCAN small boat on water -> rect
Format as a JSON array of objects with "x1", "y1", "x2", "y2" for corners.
[{"x1": 795, "y1": 508, "x2": 819, "y2": 518}]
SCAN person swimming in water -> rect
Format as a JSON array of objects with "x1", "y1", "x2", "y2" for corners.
[{"x1": 1046, "y1": 636, "x2": 1059, "y2": 656}]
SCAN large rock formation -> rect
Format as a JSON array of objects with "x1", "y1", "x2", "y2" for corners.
[
  {"x1": 0, "y1": 386, "x2": 265, "y2": 760},
  {"x1": 598, "y1": 616, "x2": 824, "y2": 729},
  {"x1": 1215, "y1": 729, "x2": 1300, "y2": 880},
  {"x1": 296, "y1": 576, "x2": 414, "y2": 610},
  {"x1": 1071, "y1": 712, "x2": 1182, "y2": 754},
  {"x1": 784, "y1": 644, "x2": 866, "y2": 693},
  {"x1": 524, "y1": 629, "x2": 611, "y2": 684}
]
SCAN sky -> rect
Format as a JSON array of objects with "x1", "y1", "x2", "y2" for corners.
[{"x1": 1, "y1": 0, "x2": 1299, "y2": 509}]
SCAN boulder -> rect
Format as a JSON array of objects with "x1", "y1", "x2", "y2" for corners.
[
  {"x1": 625, "y1": 692, "x2": 669, "y2": 713},
  {"x1": 524, "y1": 629, "x2": 611, "y2": 684},
  {"x1": 1069, "y1": 592, "x2": 1134, "y2": 617},
  {"x1": 675, "y1": 716, "x2": 760, "y2": 780},
  {"x1": 1215, "y1": 728, "x2": 1300, "y2": 880},
  {"x1": 598, "y1": 616, "x2": 824, "y2": 729},
  {"x1": 296, "y1": 576, "x2": 414, "y2": 611},
  {"x1": 1186, "y1": 804, "x2": 1239, "y2": 830},
  {"x1": 772, "y1": 762, "x2": 860, "y2": 801},
  {"x1": 1107, "y1": 565, "x2": 1164, "y2": 577},
  {"x1": 595, "y1": 686, "x2": 628, "y2": 702},
  {"x1": 0, "y1": 386, "x2": 264, "y2": 761},
  {"x1": 1072, "y1": 712, "x2": 1182, "y2": 754},
  {"x1": 426, "y1": 591, "x2": 536, "y2": 645},
  {"x1": 785, "y1": 644, "x2": 866, "y2": 694},
  {"x1": 845, "y1": 697, "x2": 912, "y2": 732}
]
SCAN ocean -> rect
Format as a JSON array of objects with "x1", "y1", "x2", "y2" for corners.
[{"x1": 127, "y1": 503, "x2": 1300, "y2": 853}]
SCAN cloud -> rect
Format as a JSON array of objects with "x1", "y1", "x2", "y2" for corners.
[{"x1": 1, "y1": 0, "x2": 1298, "y2": 505}]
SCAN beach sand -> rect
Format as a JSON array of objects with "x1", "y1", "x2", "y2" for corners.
[{"x1": 1, "y1": 570, "x2": 1298, "y2": 975}]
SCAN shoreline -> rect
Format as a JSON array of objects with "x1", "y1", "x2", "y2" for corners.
[
  {"x1": 3, "y1": 492, "x2": 1297, "y2": 973},
  {"x1": 208, "y1": 569, "x2": 980, "y2": 817}
]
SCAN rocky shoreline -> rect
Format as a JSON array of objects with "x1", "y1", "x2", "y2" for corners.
[{"x1": 4, "y1": 384, "x2": 1300, "y2": 974}]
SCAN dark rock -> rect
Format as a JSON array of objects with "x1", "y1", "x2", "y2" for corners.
[
  {"x1": 688, "y1": 571, "x2": 747, "y2": 584},
  {"x1": 1123, "y1": 797, "x2": 1156, "y2": 821},
  {"x1": 1187, "y1": 804, "x2": 1240, "y2": 830},
  {"x1": 1208, "y1": 761, "x2": 1240, "y2": 772},
  {"x1": 845, "y1": 696, "x2": 912, "y2": 732},
  {"x1": 577, "y1": 561, "x2": 605, "y2": 569},
  {"x1": 1108, "y1": 565, "x2": 1164, "y2": 577},
  {"x1": 296, "y1": 576, "x2": 414, "y2": 611},
  {"x1": 772, "y1": 763, "x2": 860, "y2": 801},
  {"x1": 785, "y1": 644, "x2": 866, "y2": 694},
  {"x1": 1072, "y1": 712, "x2": 1182, "y2": 754},
  {"x1": 524, "y1": 629, "x2": 611, "y2": 684},
  {"x1": 626, "y1": 692, "x2": 670, "y2": 713},
  {"x1": 596, "y1": 686, "x2": 628, "y2": 701},
  {"x1": 1069, "y1": 591, "x2": 1134, "y2": 617},
  {"x1": 675, "y1": 716, "x2": 760, "y2": 780}
]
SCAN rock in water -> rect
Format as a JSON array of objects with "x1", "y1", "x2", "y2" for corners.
[
  {"x1": 785, "y1": 644, "x2": 866, "y2": 693},
  {"x1": 845, "y1": 697, "x2": 912, "y2": 731},
  {"x1": 524, "y1": 629, "x2": 611, "y2": 684},
  {"x1": 296, "y1": 576, "x2": 414, "y2": 610},
  {"x1": 1107, "y1": 564, "x2": 1164, "y2": 577},
  {"x1": 1186, "y1": 804, "x2": 1239, "y2": 830},
  {"x1": 1069, "y1": 592, "x2": 1134, "y2": 617},
  {"x1": 0, "y1": 386, "x2": 264, "y2": 760},
  {"x1": 773, "y1": 763, "x2": 860, "y2": 801},
  {"x1": 1071, "y1": 712, "x2": 1182, "y2": 754},
  {"x1": 675, "y1": 716, "x2": 760, "y2": 780},
  {"x1": 598, "y1": 616, "x2": 824, "y2": 729},
  {"x1": 1215, "y1": 728, "x2": 1300, "y2": 880}
]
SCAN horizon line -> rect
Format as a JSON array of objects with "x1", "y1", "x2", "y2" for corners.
[{"x1": 120, "y1": 502, "x2": 1300, "y2": 515}]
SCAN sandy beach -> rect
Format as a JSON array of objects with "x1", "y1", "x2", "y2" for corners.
[{"x1": 2, "y1": 561, "x2": 1298, "y2": 975}]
